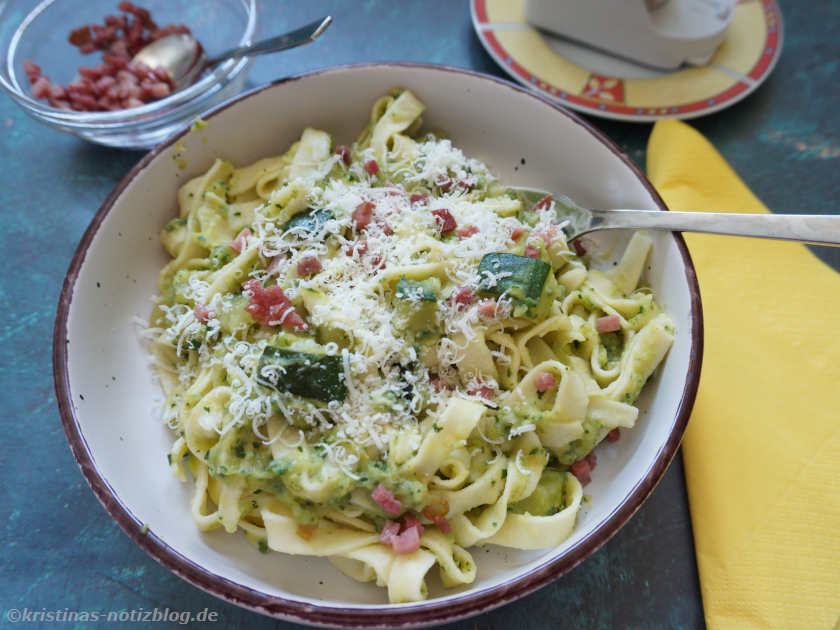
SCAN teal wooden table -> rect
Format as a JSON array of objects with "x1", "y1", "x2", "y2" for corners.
[{"x1": 1, "y1": 1, "x2": 837, "y2": 628}]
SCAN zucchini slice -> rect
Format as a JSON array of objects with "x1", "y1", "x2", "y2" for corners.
[
  {"x1": 477, "y1": 252, "x2": 551, "y2": 307},
  {"x1": 257, "y1": 346, "x2": 346, "y2": 403}
]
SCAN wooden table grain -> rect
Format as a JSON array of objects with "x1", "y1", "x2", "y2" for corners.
[{"x1": 1, "y1": 1, "x2": 836, "y2": 628}]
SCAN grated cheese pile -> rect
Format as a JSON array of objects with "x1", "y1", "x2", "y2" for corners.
[{"x1": 150, "y1": 135, "x2": 565, "y2": 471}]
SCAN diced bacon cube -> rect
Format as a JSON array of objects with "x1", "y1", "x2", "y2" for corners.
[
  {"x1": 116, "y1": 69, "x2": 138, "y2": 84},
  {"x1": 103, "y1": 53, "x2": 129, "y2": 70},
  {"x1": 369, "y1": 254, "x2": 385, "y2": 270},
  {"x1": 435, "y1": 175, "x2": 452, "y2": 191},
  {"x1": 454, "y1": 179, "x2": 472, "y2": 193},
  {"x1": 434, "y1": 516, "x2": 451, "y2": 535},
  {"x1": 376, "y1": 220, "x2": 393, "y2": 236},
  {"x1": 68, "y1": 26, "x2": 93, "y2": 47},
  {"x1": 48, "y1": 83, "x2": 67, "y2": 99},
  {"x1": 606, "y1": 428, "x2": 621, "y2": 442},
  {"x1": 78, "y1": 66, "x2": 102, "y2": 81},
  {"x1": 596, "y1": 315, "x2": 621, "y2": 333},
  {"x1": 110, "y1": 39, "x2": 129, "y2": 57},
  {"x1": 335, "y1": 144, "x2": 351, "y2": 166},
  {"x1": 379, "y1": 519, "x2": 401, "y2": 545},
  {"x1": 531, "y1": 194, "x2": 553, "y2": 212},
  {"x1": 193, "y1": 304, "x2": 212, "y2": 322},
  {"x1": 534, "y1": 371, "x2": 557, "y2": 393},
  {"x1": 296, "y1": 256, "x2": 322, "y2": 276},
  {"x1": 67, "y1": 80, "x2": 93, "y2": 95},
  {"x1": 352, "y1": 201, "x2": 375, "y2": 230},
  {"x1": 384, "y1": 182, "x2": 403, "y2": 197},
  {"x1": 457, "y1": 225, "x2": 479, "y2": 239},
  {"x1": 131, "y1": 60, "x2": 151, "y2": 78},
  {"x1": 449, "y1": 286, "x2": 474, "y2": 310},
  {"x1": 400, "y1": 512, "x2": 424, "y2": 536},
  {"x1": 467, "y1": 383, "x2": 494, "y2": 399},
  {"x1": 95, "y1": 75, "x2": 116, "y2": 91},
  {"x1": 431, "y1": 208, "x2": 457, "y2": 235},
  {"x1": 535, "y1": 223, "x2": 560, "y2": 247},
  {"x1": 23, "y1": 60, "x2": 42, "y2": 82},
  {"x1": 230, "y1": 228, "x2": 251, "y2": 254},
  {"x1": 98, "y1": 97, "x2": 118, "y2": 111},
  {"x1": 364, "y1": 159, "x2": 379, "y2": 176},
  {"x1": 371, "y1": 483, "x2": 402, "y2": 516},
  {"x1": 31, "y1": 77, "x2": 52, "y2": 99},
  {"x1": 523, "y1": 243, "x2": 541, "y2": 258},
  {"x1": 70, "y1": 93, "x2": 99, "y2": 110},
  {"x1": 152, "y1": 66, "x2": 171, "y2": 82},
  {"x1": 570, "y1": 459, "x2": 592, "y2": 485},
  {"x1": 477, "y1": 299, "x2": 497, "y2": 318},
  {"x1": 267, "y1": 255, "x2": 286, "y2": 276},
  {"x1": 346, "y1": 241, "x2": 368, "y2": 257},
  {"x1": 430, "y1": 377, "x2": 449, "y2": 393},
  {"x1": 391, "y1": 524, "x2": 421, "y2": 554},
  {"x1": 510, "y1": 225, "x2": 527, "y2": 240},
  {"x1": 242, "y1": 279, "x2": 307, "y2": 331},
  {"x1": 409, "y1": 193, "x2": 429, "y2": 206},
  {"x1": 572, "y1": 238, "x2": 587, "y2": 256},
  {"x1": 147, "y1": 81, "x2": 170, "y2": 99}
]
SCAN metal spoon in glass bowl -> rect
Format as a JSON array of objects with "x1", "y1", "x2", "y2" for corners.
[
  {"x1": 516, "y1": 188, "x2": 840, "y2": 246},
  {"x1": 133, "y1": 16, "x2": 333, "y2": 92}
]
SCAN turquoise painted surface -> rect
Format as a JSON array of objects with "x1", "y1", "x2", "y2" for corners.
[{"x1": 0, "y1": 1, "x2": 836, "y2": 628}]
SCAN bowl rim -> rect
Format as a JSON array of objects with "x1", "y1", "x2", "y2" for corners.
[
  {"x1": 1, "y1": 0, "x2": 258, "y2": 125},
  {"x1": 52, "y1": 62, "x2": 703, "y2": 628}
]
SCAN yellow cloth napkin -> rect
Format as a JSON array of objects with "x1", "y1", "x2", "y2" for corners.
[{"x1": 647, "y1": 120, "x2": 840, "y2": 629}]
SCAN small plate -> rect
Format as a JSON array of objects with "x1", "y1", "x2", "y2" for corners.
[{"x1": 471, "y1": 0, "x2": 783, "y2": 122}]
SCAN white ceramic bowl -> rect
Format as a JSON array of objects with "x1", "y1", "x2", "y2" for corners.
[{"x1": 54, "y1": 64, "x2": 702, "y2": 628}]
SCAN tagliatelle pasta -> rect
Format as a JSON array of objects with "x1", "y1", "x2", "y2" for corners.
[{"x1": 143, "y1": 89, "x2": 674, "y2": 603}]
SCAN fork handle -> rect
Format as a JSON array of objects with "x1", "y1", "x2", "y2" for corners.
[
  {"x1": 207, "y1": 16, "x2": 332, "y2": 65},
  {"x1": 587, "y1": 209, "x2": 840, "y2": 246}
]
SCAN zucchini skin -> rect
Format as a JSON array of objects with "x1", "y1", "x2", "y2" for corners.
[
  {"x1": 284, "y1": 208, "x2": 334, "y2": 234},
  {"x1": 257, "y1": 346, "x2": 347, "y2": 403},
  {"x1": 477, "y1": 253, "x2": 551, "y2": 306}
]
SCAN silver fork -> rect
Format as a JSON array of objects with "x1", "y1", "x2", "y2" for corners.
[{"x1": 514, "y1": 188, "x2": 840, "y2": 246}]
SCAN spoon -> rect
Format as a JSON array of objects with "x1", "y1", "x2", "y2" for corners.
[
  {"x1": 515, "y1": 188, "x2": 840, "y2": 246},
  {"x1": 133, "y1": 16, "x2": 333, "y2": 91}
]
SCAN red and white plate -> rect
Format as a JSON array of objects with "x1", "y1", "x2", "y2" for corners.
[{"x1": 471, "y1": 0, "x2": 783, "y2": 122}]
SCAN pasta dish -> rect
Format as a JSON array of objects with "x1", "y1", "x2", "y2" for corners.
[{"x1": 144, "y1": 90, "x2": 674, "y2": 602}]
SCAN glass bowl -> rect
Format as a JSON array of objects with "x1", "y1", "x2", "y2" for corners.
[{"x1": 0, "y1": 0, "x2": 257, "y2": 149}]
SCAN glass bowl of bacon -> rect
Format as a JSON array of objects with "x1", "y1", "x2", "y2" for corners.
[{"x1": 0, "y1": 0, "x2": 257, "y2": 149}]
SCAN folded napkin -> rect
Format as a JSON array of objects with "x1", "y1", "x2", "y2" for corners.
[{"x1": 647, "y1": 120, "x2": 840, "y2": 630}]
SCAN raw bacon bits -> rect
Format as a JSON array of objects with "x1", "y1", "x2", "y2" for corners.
[{"x1": 24, "y1": 2, "x2": 190, "y2": 111}]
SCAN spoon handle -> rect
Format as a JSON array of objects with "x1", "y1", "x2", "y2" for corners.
[
  {"x1": 584, "y1": 209, "x2": 840, "y2": 246},
  {"x1": 207, "y1": 16, "x2": 332, "y2": 65}
]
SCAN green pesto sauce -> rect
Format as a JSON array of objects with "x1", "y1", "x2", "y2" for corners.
[{"x1": 508, "y1": 469, "x2": 568, "y2": 516}]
